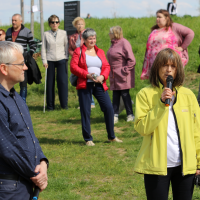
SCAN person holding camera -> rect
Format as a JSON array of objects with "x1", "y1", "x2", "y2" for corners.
[
  {"x1": 134, "y1": 48, "x2": 200, "y2": 199},
  {"x1": 70, "y1": 28, "x2": 122, "y2": 146}
]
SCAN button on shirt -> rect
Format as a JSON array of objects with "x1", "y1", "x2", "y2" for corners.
[{"x1": 0, "y1": 85, "x2": 47, "y2": 181}]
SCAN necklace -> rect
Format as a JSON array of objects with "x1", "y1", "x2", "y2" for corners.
[{"x1": 87, "y1": 48, "x2": 93, "y2": 52}]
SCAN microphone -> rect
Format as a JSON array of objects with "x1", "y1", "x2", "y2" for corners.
[
  {"x1": 33, "y1": 186, "x2": 40, "y2": 200},
  {"x1": 165, "y1": 75, "x2": 173, "y2": 107}
]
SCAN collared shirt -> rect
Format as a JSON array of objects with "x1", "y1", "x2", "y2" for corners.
[
  {"x1": 0, "y1": 84, "x2": 47, "y2": 181},
  {"x1": 51, "y1": 30, "x2": 58, "y2": 41}
]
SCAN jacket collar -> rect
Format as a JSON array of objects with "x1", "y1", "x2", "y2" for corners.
[
  {"x1": 0, "y1": 84, "x2": 16, "y2": 98},
  {"x1": 81, "y1": 43, "x2": 99, "y2": 53},
  {"x1": 11, "y1": 24, "x2": 24, "y2": 33},
  {"x1": 158, "y1": 81, "x2": 180, "y2": 104}
]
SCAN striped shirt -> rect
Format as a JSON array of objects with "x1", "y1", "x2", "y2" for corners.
[{"x1": 6, "y1": 24, "x2": 36, "y2": 55}]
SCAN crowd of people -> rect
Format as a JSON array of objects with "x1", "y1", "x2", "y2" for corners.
[{"x1": 0, "y1": 6, "x2": 200, "y2": 199}]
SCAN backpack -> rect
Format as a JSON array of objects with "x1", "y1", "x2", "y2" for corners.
[{"x1": 69, "y1": 48, "x2": 82, "y2": 87}]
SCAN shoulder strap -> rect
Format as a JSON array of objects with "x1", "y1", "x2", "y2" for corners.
[{"x1": 79, "y1": 48, "x2": 82, "y2": 60}]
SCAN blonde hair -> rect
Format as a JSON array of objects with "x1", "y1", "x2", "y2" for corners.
[
  {"x1": 110, "y1": 26, "x2": 123, "y2": 39},
  {"x1": 72, "y1": 17, "x2": 85, "y2": 27}
]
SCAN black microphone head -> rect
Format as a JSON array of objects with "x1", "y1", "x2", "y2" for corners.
[{"x1": 166, "y1": 75, "x2": 173, "y2": 83}]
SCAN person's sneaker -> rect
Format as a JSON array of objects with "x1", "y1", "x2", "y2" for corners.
[
  {"x1": 108, "y1": 137, "x2": 123, "y2": 143},
  {"x1": 86, "y1": 141, "x2": 95, "y2": 146},
  {"x1": 114, "y1": 116, "x2": 118, "y2": 124},
  {"x1": 127, "y1": 115, "x2": 134, "y2": 122}
]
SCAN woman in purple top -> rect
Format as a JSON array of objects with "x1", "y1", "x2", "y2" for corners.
[
  {"x1": 141, "y1": 9, "x2": 194, "y2": 80},
  {"x1": 107, "y1": 26, "x2": 136, "y2": 124}
]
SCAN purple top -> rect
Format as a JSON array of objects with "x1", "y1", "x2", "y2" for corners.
[{"x1": 107, "y1": 38, "x2": 136, "y2": 90}]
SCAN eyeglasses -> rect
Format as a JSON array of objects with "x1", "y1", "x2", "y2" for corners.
[
  {"x1": 50, "y1": 21, "x2": 59, "y2": 24},
  {"x1": 5, "y1": 62, "x2": 25, "y2": 69}
]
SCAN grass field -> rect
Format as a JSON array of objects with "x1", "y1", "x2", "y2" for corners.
[{"x1": 1, "y1": 15, "x2": 200, "y2": 199}]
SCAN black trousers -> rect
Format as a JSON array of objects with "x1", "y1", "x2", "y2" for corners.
[
  {"x1": 144, "y1": 166, "x2": 195, "y2": 200},
  {"x1": 47, "y1": 59, "x2": 68, "y2": 110},
  {"x1": 112, "y1": 89, "x2": 133, "y2": 115}
]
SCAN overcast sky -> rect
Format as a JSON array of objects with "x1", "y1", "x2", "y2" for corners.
[{"x1": 0, "y1": 0, "x2": 199, "y2": 25}]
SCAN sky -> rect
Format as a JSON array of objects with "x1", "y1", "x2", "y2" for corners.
[{"x1": 0, "y1": 0, "x2": 199, "y2": 25}]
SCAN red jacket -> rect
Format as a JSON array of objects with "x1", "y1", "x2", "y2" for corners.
[{"x1": 70, "y1": 44, "x2": 110, "y2": 91}]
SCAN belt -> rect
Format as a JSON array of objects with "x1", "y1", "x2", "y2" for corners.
[{"x1": 0, "y1": 174, "x2": 26, "y2": 181}]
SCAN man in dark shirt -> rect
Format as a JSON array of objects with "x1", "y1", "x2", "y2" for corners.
[
  {"x1": 0, "y1": 41, "x2": 48, "y2": 199},
  {"x1": 6, "y1": 13, "x2": 36, "y2": 103}
]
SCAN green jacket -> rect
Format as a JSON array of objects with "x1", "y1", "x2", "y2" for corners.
[{"x1": 134, "y1": 83, "x2": 200, "y2": 176}]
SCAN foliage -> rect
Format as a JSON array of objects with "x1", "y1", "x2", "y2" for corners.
[{"x1": 1, "y1": 16, "x2": 200, "y2": 199}]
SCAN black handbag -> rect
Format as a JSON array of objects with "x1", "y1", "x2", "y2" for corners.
[
  {"x1": 194, "y1": 175, "x2": 200, "y2": 188},
  {"x1": 69, "y1": 48, "x2": 82, "y2": 87}
]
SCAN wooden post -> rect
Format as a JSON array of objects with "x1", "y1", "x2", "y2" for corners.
[
  {"x1": 21, "y1": 0, "x2": 24, "y2": 24},
  {"x1": 31, "y1": 0, "x2": 34, "y2": 37},
  {"x1": 40, "y1": 0, "x2": 44, "y2": 41}
]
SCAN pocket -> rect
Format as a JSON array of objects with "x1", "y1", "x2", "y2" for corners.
[{"x1": 0, "y1": 179, "x2": 18, "y2": 191}]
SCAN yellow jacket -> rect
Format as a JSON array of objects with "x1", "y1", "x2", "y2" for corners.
[{"x1": 134, "y1": 83, "x2": 200, "y2": 176}]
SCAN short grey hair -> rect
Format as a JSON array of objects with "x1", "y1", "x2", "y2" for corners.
[
  {"x1": 0, "y1": 41, "x2": 23, "y2": 64},
  {"x1": 12, "y1": 13, "x2": 23, "y2": 21},
  {"x1": 82, "y1": 28, "x2": 96, "y2": 40}
]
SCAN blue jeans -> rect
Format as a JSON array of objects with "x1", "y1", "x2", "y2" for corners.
[
  {"x1": 0, "y1": 178, "x2": 33, "y2": 200},
  {"x1": 20, "y1": 87, "x2": 27, "y2": 103},
  {"x1": 78, "y1": 82, "x2": 115, "y2": 141},
  {"x1": 91, "y1": 96, "x2": 95, "y2": 106}
]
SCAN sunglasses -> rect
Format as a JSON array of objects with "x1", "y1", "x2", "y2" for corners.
[{"x1": 50, "y1": 21, "x2": 59, "y2": 24}]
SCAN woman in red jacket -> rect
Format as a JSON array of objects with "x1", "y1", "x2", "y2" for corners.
[{"x1": 70, "y1": 28, "x2": 122, "y2": 146}]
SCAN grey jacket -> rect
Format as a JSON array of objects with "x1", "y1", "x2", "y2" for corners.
[
  {"x1": 6, "y1": 24, "x2": 36, "y2": 55},
  {"x1": 41, "y1": 29, "x2": 68, "y2": 64}
]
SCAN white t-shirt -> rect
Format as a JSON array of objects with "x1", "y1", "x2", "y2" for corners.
[
  {"x1": 167, "y1": 95, "x2": 181, "y2": 167},
  {"x1": 86, "y1": 54, "x2": 102, "y2": 82},
  {"x1": 169, "y1": 3, "x2": 177, "y2": 15}
]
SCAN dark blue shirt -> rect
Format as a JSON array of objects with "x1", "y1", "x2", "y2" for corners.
[{"x1": 0, "y1": 84, "x2": 47, "y2": 181}]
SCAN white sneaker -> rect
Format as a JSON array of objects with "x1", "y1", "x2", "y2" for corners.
[
  {"x1": 127, "y1": 115, "x2": 134, "y2": 122},
  {"x1": 114, "y1": 116, "x2": 118, "y2": 124},
  {"x1": 86, "y1": 141, "x2": 95, "y2": 146},
  {"x1": 108, "y1": 137, "x2": 123, "y2": 143}
]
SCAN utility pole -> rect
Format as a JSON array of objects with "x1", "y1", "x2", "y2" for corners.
[
  {"x1": 21, "y1": 0, "x2": 24, "y2": 24},
  {"x1": 40, "y1": 0, "x2": 44, "y2": 41},
  {"x1": 31, "y1": 0, "x2": 34, "y2": 37},
  {"x1": 199, "y1": 0, "x2": 200, "y2": 15}
]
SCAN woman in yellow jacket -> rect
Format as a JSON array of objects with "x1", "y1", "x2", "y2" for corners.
[{"x1": 134, "y1": 48, "x2": 200, "y2": 200}]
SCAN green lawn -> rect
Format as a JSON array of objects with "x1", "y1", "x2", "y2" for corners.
[{"x1": 1, "y1": 15, "x2": 200, "y2": 199}]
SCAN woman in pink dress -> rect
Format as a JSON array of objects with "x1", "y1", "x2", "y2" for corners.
[{"x1": 141, "y1": 9, "x2": 194, "y2": 80}]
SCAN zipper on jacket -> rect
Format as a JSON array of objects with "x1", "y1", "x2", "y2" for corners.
[
  {"x1": 194, "y1": 113, "x2": 196, "y2": 123},
  {"x1": 172, "y1": 107, "x2": 184, "y2": 176},
  {"x1": 171, "y1": 89, "x2": 184, "y2": 176},
  {"x1": 150, "y1": 134, "x2": 153, "y2": 146}
]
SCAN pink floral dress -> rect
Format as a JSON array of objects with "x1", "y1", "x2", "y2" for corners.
[{"x1": 141, "y1": 27, "x2": 187, "y2": 80}]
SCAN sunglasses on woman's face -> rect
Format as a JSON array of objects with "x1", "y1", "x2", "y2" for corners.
[{"x1": 50, "y1": 21, "x2": 59, "y2": 24}]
